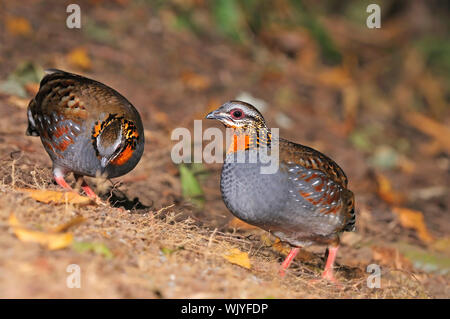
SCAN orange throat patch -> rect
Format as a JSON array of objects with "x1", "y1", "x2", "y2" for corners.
[
  {"x1": 110, "y1": 145, "x2": 134, "y2": 166},
  {"x1": 227, "y1": 134, "x2": 251, "y2": 154}
]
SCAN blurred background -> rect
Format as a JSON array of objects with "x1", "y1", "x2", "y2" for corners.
[{"x1": 0, "y1": 0, "x2": 448, "y2": 298}]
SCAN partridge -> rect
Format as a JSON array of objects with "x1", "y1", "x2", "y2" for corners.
[
  {"x1": 206, "y1": 101, "x2": 355, "y2": 282},
  {"x1": 26, "y1": 69, "x2": 144, "y2": 198}
]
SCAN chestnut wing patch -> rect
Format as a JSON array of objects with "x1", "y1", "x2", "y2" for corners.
[
  {"x1": 287, "y1": 163, "x2": 344, "y2": 215},
  {"x1": 34, "y1": 112, "x2": 82, "y2": 158}
]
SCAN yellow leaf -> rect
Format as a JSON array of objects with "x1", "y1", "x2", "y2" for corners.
[
  {"x1": 375, "y1": 173, "x2": 405, "y2": 205},
  {"x1": 49, "y1": 216, "x2": 86, "y2": 233},
  {"x1": 228, "y1": 217, "x2": 259, "y2": 230},
  {"x1": 18, "y1": 188, "x2": 94, "y2": 206},
  {"x1": 405, "y1": 111, "x2": 450, "y2": 155},
  {"x1": 180, "y1": 71, "x2": 210, "y2": 91},
  {"x1": 392, "y1": 207, "x2": 434, "y2": 244},
  {"x1": 7, "y1": 96, "x2": 29, "y2": 109},
  {"x1": 267, "y1": 236, "x2": 316, "y2": 262},
  {"x1": 6, "y1": 16, "x2": 32, "y2": 36},
  {"x1": 9, "y1": 214, "x2": 73, "y2": 250},
  {"x1": 271, "y1": 238, "x2": 291, "y2": 256},
  {"x1": 67, "y1": 47, "x2": 92, "y2": 70},
  {"x1": 371, "y1": 245, "x2": 413, "y2": 271},
  {"x1": 223, "y1": 248, "x2": 251, "y2": 269},
  {"x1": 317, "y1": 66, "x2": 352, "y2": 88}
]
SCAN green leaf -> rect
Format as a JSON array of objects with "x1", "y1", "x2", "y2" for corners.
[
  {"x1": 397, "y1": 243, "x2": 450, "y2": 275},
  {"x1": 160, "y1": 246, "x2": 184, "y2": 256},
  {"x1": 289, "y1": 0, "x2": 341, "y2": 65},
  {"x1": 72, "y1": 241, "x2": 114, "y2": 260},
  {"x1": 0, "y1": 79, "x2": 27, "y2": 97},
  {"x1": 212, "y1": 0, "x2": 247, "y2": 42},
  {"x1": 0, "y1": 62, "x2": 44, "y2": 97},
  {"x1": 179, "y1": 164, "x2": 205, "y2": 209},
  {"x1": 83, "y1": 20, "x2": 115, "y2": 45}
]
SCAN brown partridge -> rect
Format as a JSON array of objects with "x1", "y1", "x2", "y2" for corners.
[
  {"x1": 206, "y1": 101, "x2": 355, "y2": 282},
  {"x1": 26, "y1": 69, "x2": 144, "y2": 198}
]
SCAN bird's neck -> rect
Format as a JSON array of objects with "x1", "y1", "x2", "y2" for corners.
[{"x1": 227, "y1": 126, "x2": 272, "y2": 154}]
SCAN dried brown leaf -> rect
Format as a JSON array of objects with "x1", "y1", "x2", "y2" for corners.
[
  {"x1": 5, "y1": 16, "x2": 32, "y2": 36},
  {"x1": 392, "y1": 207, "x2": 434, "y2": 244},
  {"x1": 9, "y1": 214, "x2": 73, "y2": 250},
  {"x1": 375, "y1": 173, "x2": 405, "y2": 205},
  {"x1": 18, "y1": 188, "x2": 94, "y2": 206},
  {"x1": 67, "y1": 47, "x2": 92, "y2": 70},
  {"x1": 372, "y1": 245, "x2": 413, "y2": 271},
  {"x1": 223, "y1": 248, "x2": 251, "y2": 269}
]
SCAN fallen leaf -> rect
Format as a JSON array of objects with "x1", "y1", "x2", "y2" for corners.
[
  {"x1": 397, "y1": 242, "x2": 450, "y2": 275},
  {"x1": 9, "y1": 214, "x2": 73, "y2": 250},
  {"x1": 261, "y1": 234, "x2": 317, "y2": 263},
  {"x1": 0, "y1": 79, "x2": 27, "y2": 97},
  {"x1": 0, "y1": 62, "x2": 44, "y2": 98},
  {"x1": 179, "y1": 164, "x2": 205, "y2": 209},
  {"x1": 67, "y1": 47, "x2": 92, "y2": 70},
  {"x1": 223, "y1": 248, "x2": 251, "y2": 269},
  {"x1": 160, "y1": 246, "x2": 184, "y2": 256},
  {"x1": 340, "y1": 232, "x2": 363, "y2": 247},
  {"x1": 72, "y1": 241, "x2": 113, "y2": 259},
  {"x1": 405, "y1": 111, "x2": 450, "y2": 155},
  {"x1": 18, "y1": 188, "x2": 94, "y2": 206},
  {"x1": 430, "y1": 237, "x2": 450, "y2": 255},
  {"x1": 5, "y1": 16, "x2": 32, "y2": 36},
  {"x1": 392, "y1": 207, "x2": 434, "y2": 244},
  {"x1": 372, "y1": 245, "x2": 413, "y2": 271},
  {"x1": 7, "y1": 96, "x2": 29, "y2": 109},
  {"x1": 375, "y1": 173, "x2": 405, "y2": 205},
  {"x1": 271, "y1": 238, "x2": 291, "y2": 256},
  {"x1": 228, "y1": 217, "x2": 259, "y2": 230},
  {"x1": 49, "y1": 216, "x2": 86, "y2": 233},
  {"x1": 180, "y1": 71, "x2": 210, "y2": 91},
  {"x1": 25, "y1": 82, "x2": 40, "y2": 96},
  {"x1": 317, "y1": 66, "x2": 352, "y2": 88}
]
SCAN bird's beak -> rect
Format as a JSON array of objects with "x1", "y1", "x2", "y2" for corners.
[
  {"x1": 206, "y1": 109, "x2": 228, "y2": 121},
  {"x1": 100, "y1": 157, "x2": 109, "y2": 169}
]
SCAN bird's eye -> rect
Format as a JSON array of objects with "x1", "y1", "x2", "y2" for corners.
[{"x1": 230, "y1": 109, "x2": 244, "y2": 119}]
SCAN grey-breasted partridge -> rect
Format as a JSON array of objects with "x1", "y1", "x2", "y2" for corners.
[
  {"x1": 26, "y1": 69, "x2": 144, "y2": 198},
  {"x1": 206, "y1": 101, "x2": 355, "y2": 282}
]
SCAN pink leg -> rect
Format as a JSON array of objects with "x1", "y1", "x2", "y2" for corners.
[
  {"x1": 76, "y1": 176, "x2": 100, "y2": 200},
  {"x1": 81, "y1": 183, "x2": 98, "y2": 199},
  {"x1": 322, "y1": 245, "x2": 339, "y2": 283},
  {"x1": 54, "y1": 175, "x2": 73, "y2": 190},
  {"x1": 279, "y1": 247, "x2": 300, "y2": 277}
]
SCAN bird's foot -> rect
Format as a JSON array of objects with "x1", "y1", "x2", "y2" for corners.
[
  {"x1": 54, "y1": 176, "x2": 73, "y2": 191},
  {"x1": 75, "y1": 176, "x2": 106, "y2": 206},
  {"x1": 279, "y1": 247, "x2": 300, "y2": 277},
  {"x1": 321, "y1": 269, "x2": 342, "y2": 286}
]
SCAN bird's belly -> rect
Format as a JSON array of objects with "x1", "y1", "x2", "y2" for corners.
[
  {"x1": 45, "y1": 135, "x2": 102, "y2": 177},
  {"x1": 220, "y1": 152, "x2": 343, "y2": 245},
  {"x1": 221, "y1": 160, "x2": 289, "y2": 228}
]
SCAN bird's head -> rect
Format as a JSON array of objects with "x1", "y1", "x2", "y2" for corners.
[
  {"x1": 205, "y1": 100, "x2": 267, "y2": 132},
  {"x1": 92, "y1": 114, "x2": 140, "y2": 170}
]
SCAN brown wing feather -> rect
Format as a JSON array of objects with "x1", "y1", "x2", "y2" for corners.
[
  {"x1": 279, "y1": 138, "x2": 355, "y2": 232},
  {"x1": 34, "y1": 69, "x2": 130, "y2": 121},
  {"x1": 279, "y1": 138, "x2": 348, "y2": 188}
]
